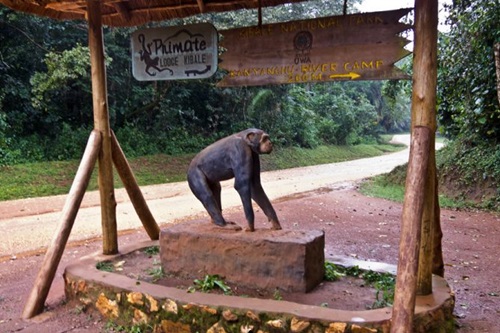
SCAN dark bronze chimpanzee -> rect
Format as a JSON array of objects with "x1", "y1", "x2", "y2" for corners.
[{"x1": 187, "y1": 128, "x2": 282, "y2": 232}]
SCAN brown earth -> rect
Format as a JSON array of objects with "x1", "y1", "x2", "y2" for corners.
[{"x1": 0, "y1": 184, "x2": 499, "y2": 333}]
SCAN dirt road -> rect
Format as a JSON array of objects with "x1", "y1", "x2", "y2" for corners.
[
  {"x1": 0, "y1": 135, "x2": 415, "y2": 258},
  {"x1": 0, "y1": 134, "x2": 498, "y2": 333}
]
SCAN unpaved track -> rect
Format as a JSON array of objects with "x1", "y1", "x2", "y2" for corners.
[
  {"x1": 0, "y1": 135, "x2": 498, "y2": 333},
  {"x1": 0, "y1": 135, "x2": 415, "y2": 257}
]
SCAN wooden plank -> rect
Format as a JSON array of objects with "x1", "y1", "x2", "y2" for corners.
[
  {"x1": 219, "y1": 41, "x2": 410, "y2": 86},
  {"x1": 88, "y1": 0, "x2": 118, "y2": 255},
  {"x1": 218, "y1": 9, "x2": 412, "y2": 86},
  {"x1": 220, "y1": 20, "x2": 410, "y2": 49},
  {"x1": 22, "y1": 130, "x2": 101, "y2": 319}
]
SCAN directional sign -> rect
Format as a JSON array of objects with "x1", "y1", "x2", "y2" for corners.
[
  {"x1": 218, "y1": 9, "x2": 412, "y2": 87},
  {"x1": 131, "y1": 23, "x2": 218, "y2": 81}
]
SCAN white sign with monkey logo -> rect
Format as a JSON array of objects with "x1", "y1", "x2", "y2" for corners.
[{"x1": 131, "y1": 23, "x2": 218, "y2": 81}]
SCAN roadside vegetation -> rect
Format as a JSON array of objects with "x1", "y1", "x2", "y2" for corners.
[
  {"x1": 362, "y1": 0, "x2": 500, "y2": 213},
  {"x1": 361, "y1": 138, "x2": 500, "y2": 212},
  {"x1": 0, "y1": 138, "x2": 403, "y2": 201},
  {"x1": 0, "y1": 0, "x2": 498, "y2": 212}
]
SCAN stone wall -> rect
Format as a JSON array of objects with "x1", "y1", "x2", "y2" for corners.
[{"x1": 63, "y1": 240, "x2": 456, "y2": 333}]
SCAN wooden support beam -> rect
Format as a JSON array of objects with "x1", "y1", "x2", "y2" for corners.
[
  {"x1": 417, "y1": 142, "x2": 437, "y2": 294},
  {"x1": 111, "y1": 131, "x2": 160, "y2": 240},
  {"x1": 391, "y1": 0, "x2": 439, "y2": 330},
  {"x1": 88, "y1": 0, "x2": 118, "y2": 255},
  {"x1": 390, "y1": 126, "x2": 431, "y2": 333},
  {"x1": 410, "y1": 0, "x2": 440, "y2": 295},
  {"x1": 196, "y1": 0, "x2": 206, "y2": 13},
  {"x1": 411, "y1": 0, "x2": 438, "y2": 129},
  {"x1": 494, "y1": 43, "x2": 500, "y2": 105},
  {"x1": 111, "y1": 1, "x2": 131, "y2": 21},
  {"x1": 432, "y1": 176, "x2": 444, "y2": 277},
  {"x1": 22, "y1": 130, "x2": 101, "y2": 319}
]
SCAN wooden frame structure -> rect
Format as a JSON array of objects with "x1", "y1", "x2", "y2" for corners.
[{"x1": 0, "y1": 0, "x2": 443, "y2": 331}]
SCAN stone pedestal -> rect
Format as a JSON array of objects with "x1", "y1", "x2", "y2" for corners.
[{"x1": 159, "y1": 220, "x2": 325, "y2": 292}]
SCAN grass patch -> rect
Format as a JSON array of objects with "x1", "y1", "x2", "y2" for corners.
[
  {"x1": 360, "y1": 176, "x2": 477, "y2": 210},
  {"x1": 358, "y1": 175, "x2": 406, "y2": 204},
  {"x1": 143, "y1": 246, "x2": 160, "y2": 256},
  {"x1": 359, "y1": 160, "x2": 495, "y2": 211},
  {"x1": 96, "y1": 261, "x2": 115, "y2": 272},
  {"x1": 188, "y1": 274, "x2": 232, "y2": 295},
  {"x1": 262, "y1": 143, "x2": 403, "y2": 171},
  {"x1": 146, "y1": 266, "x2": 165, "y2": 283},
  {"x1": 0, "y1": 142, "x2": 405, "y2": 201},
  {"x1": 324, "y1": 262, "x2": 395, "y2": 309}
]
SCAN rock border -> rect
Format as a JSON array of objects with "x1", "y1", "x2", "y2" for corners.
[{"x1": 63, "y1": 240, "x2": 455, "y2": 333}]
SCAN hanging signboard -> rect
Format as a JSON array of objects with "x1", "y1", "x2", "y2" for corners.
[
  {"x1": 218, "y1": 9, "x2": 412, "y2": 87},
  {"x1": 131, "y1": 23, "x2": 218, "y2": 81}
]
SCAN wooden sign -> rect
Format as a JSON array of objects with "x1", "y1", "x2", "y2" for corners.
[
  {"x1": 218, "y1": 9, "x2": 412, "y2": 87},
  {"x1": 131, "y1": 23, "x2": 218, "y2": 81}
]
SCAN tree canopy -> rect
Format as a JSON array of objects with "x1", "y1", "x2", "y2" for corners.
[
  {"x1": 437, "y1": 0, "x2": 500, "y2": 143},
  {"x1": 1, "y1": 1, "x2": 413, "y2": 165}
]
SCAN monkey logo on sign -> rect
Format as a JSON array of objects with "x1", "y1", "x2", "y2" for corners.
[
  {"x1": 138, "y1": 33, "x2": 174, "y2": 77},
  {"x1": 293, "y1": 31, "x2": 313, "y2": 64}
]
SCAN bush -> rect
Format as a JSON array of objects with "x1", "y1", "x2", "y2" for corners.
[{"x1": 436, "y1": 136, "x2": 499, "y2": 211}]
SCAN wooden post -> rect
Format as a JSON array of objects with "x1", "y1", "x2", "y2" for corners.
[
  {"x1": 390, "y1": 0, "x2": 439, "y2": 330},
  {"x1": 494, "y1": 43, "x2": 500, "y2": 105},
  {"x1": 88, "y1": 0, "x2": 118, "y2": 255},
  {"x1": 22, "y1": 130, "x2": 101, "y2": 319},
  {"x1": 111, "y1": 131, "x2": 160, "y2": 240},
  {"x1": 417, "y1": 143, "x2": 437, "y2": 294},
  {"x1": 432, "y1": 170, "x2": 444, "y2": 278},
  {"x1": 410, "y1": 0, "x2": 439, "y2": 296},
  {"x1": 390, "y1": 126, "x2": 431, "y2": 333}
]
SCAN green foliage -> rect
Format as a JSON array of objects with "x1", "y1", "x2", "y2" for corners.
[
  {"x1": 436, "y1": 137, "x2": 500, "y2": 211},
  {"x1": 188, "y1": 275, "x2": 232, "y2": 295},
  {"x1": 263, "y1": 143, "x2": 402, "y2": 171},
  {"x1": 143, "y1": 246, "x2": 160, "y2": 256},
  {"x1": 324, "y1": 263, "x2": 395, "y2": 309},
  {"x1": 0, "y1": 3, "x2": 411, "y2": 164},
  {"x1": 30, "y1": 44, "x2": 93, "y2": 110},
  {"x1": 361, "y1": 138, "x2": 500, "y2": 212},
  {"x1": 273, "y1": 288, "x2": 283, "y2": 301},
  {"x1": 0, "y1": 141, "x2": 403, "y2": 201},
  {"x1": 381, "y1": 60, "x2": 412, "y2": 133},
  {"x1": 146, "y1": 266, "x2": 165, "y2": 283},
  {"x1": 437, "y1": 0, "x2": 500, "y2": 143},
  {"x1": 104, "y1": 321, "x2": 148, "y2": 333},
  {"x1": 358, "y1": 174, "x2": 406, "y2": 204},
  {"x1": 363, "y1": 271, "x2": 396, "y2": 309},
  {"x1": 96, "y1": 261, "x2": 115, "y2": 272},
  {"x1": 324, "y1": 262, "x2": 345, "y2": 282}
]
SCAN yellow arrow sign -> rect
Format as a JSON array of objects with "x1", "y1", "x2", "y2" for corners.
[{"x1": 329, "y1": 72, "x2": 361, "y2": 80}]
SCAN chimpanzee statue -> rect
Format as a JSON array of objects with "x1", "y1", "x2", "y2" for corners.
[{"x1": 187, "y1": 128, "x2": 282, "y2": 232}]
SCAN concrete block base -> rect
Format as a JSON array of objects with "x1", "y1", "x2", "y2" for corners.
[{"x1": 159, "y1": 220, "x2": 325, "y2": 292}]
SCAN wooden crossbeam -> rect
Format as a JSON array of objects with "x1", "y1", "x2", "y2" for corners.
[{"x1": 111, "y1": 1, "x2": 131, "y2": 21}]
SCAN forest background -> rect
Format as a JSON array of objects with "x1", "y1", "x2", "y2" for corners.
[{"x1": 0, "y1": 0, "x2": 498, "y2": 210}]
